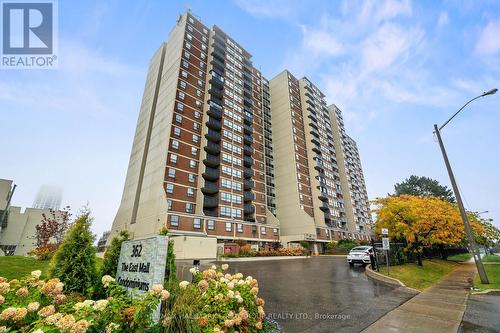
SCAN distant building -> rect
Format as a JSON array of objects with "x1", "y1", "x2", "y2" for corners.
[
  {"x1": 97, "y1": 230, "x2": 111, "y2": 253},
  {"x1": 33, "y1": 184, "x2": 63, "y2": 210},
  {"x1": 0, "y1": 179, "x2": 62, "y2": 256}
]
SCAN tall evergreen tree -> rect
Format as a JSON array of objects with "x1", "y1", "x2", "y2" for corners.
[
  {"x1": 394, "y1": 175, "x2": 455, "y2": 202},
  {"x1": 49, "y1": 209, "x2": 97, "y2": 297}
]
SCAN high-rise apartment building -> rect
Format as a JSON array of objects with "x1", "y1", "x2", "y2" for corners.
[
  {"x1": 32, "y1": 185, "x2": 62, "y2": 210},
  {"x1": 329, "y1": 105, "x2": 371, "y2": 232},
  {"x1": 110, "y1": 11, "x2": 371, "y2": 254}
]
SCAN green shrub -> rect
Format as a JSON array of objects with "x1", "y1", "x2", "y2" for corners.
[
  {"x1": 48, "y1": 209, "x2": 97, "y2": 297},
  {"x1": 160, "y1": 227, "x2": 177, "y2": 283},
  {"x1": 100, "y1": 230, "x2": 130, "y2": 277},
  {"x1": 334, "y1": 239, "x2": 359, "y2": 253}
]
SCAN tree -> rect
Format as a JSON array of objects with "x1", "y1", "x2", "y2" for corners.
[
  {"x1": 100, "y1": 230, "x2": 131, "y2": 277},
  {"x1": 33, "y1": 206, "x2": 72, "y2": 248},
  {"x1": 373, "y1": 195, "x2": 476, "y2": 266},
  {"x1": 159, "y1": 226, "x2": 177, "y2": 282},
  {"x1": 471, "y1": 215, "x2": 500, "y2": 247},
  {"x1": 394, "y1": 175, "x2": 455, "y2": 202},
  {"x1": 49, "y1": 208, "x2": 97, "y2": 297}
]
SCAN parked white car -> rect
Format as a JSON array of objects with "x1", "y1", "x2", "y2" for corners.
[{"x1": 347, "y1": 246, "x2": 374, "y2": 266}]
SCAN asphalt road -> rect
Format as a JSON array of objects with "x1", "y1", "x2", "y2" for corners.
[
  {"x1": 458, "y1": 292, "x2": 500, "y2": 333},
  {"x1": 222, "y1": 256, "x2": 417, "y2": 333}
]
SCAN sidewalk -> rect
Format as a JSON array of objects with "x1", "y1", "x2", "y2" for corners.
[{"x1": 362, "y1": 263, "x2": 476, "y2": 333}]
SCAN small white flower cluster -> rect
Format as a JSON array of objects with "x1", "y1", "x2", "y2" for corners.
[{"x1": 101, "y1": 275, "x2": 116, "y2": 288}]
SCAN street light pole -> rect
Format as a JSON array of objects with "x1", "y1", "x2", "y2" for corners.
[
  {"x1": 433, "y1": 88, "x2": 497, "y2": 284},
  {"x1": 434, "y1": 125, "x2": 489, "y2": 283}
]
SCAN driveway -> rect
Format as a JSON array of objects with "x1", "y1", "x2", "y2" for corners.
[
  {"x1": 458, "y1": 292, "x2": 500, "y2": 333},
  {"x1": 220, "y1": 256, "x2": 417, "y2": 333}
]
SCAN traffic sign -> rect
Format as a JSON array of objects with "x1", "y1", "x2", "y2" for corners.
[
  {"x1": 381, "y1": 228, "x2": 388, "y2": 235},
  {"x1": 382, "y1": 238, "x2": 390, "y2": 250}
]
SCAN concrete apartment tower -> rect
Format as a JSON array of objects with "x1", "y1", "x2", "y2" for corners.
[
  {"x1": 329, "y1": 105, "x2": 371, "y2": 232},
  {"x1": 32, "y1": 185, "x2": 63, "y2": 210},
  {"x1": 110, "y1": 11, "x2": 371, "y2": 256},
  {"x1": 110, "y1": 11, "x2": 280, "y2": 254}
]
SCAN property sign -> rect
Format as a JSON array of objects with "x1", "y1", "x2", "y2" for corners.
[
  {"x1": 116, "y1": 236, "x2": 168, "y2": 294},
  {"x1": 381, "y1": 228, "x2": 389, "y2": 235},
  {"x1": 382, "y1": 237, "x2": 390, "y2": 250}
]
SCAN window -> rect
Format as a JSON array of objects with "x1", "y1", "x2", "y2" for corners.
[
  {"x1": 193, "y1": 122, "x2": 200, "y2": 131},
  {"x1": 173, "y1": 127, "x2": 181, "y2": 136},
  {"x1": 179, "y1": 80, "x2": 186, "y2": 89},
  {"x1": 176, "y1": 103, "x2": 184, "y2": 112},
  {"x1": 192, "y1": 134, "x2": 199, "y2": 143},
  {"x1": 196, "y1": 90, "x2": 202, "y2": 97},
  {"x1": 175, "y1": 114, "x2": 182, "y2": 123},
  {"x1": 169, "y1": 154, "x2": 177, "y2": 164},
  {"x1": 168, "y1": 168, "x2": 176, "y2": 178},
  {"x1": 185, "y1": 203, "x2": 193, "y2": 213},
  {"x1": 166, "y1": 183, "x2": 174, "y2": 193},
  {"x1": 196, "y1": 100, "x2": 202, "y2": 110},
  {"x1": 188, "y1": 173, "x2": 196, "y2": 183},
  {"x1": 273, "y1": 228, "x2": 279, "y2": 235},
  {"x1": 225, "y1": 222, "x2": 232, "y2": 232},
  {"x1": 171, "y1": 139, "x2": 179, "y2": 150},
  {"x1": 178, "y1": 91, "x2": 185, "y2": 100},
  {"x1": 207, "y1": 220, "x2": 215, "y2": 230},
  {"x1": 197, "y1": 79, "x2": 203, "y2": 87},
  {"x1": 191, "y1": 147, "x2": 197, "y2": 156},
  {"x1": 170, "y1": 215, "x2": 179, "y2": 226},
  {"x1": 181, "y1": 70, "x2": 188, "y2": 78},
  {"x1": 194, "y1": 218, "x2": 201, "y2": 229},
  {"x1": 187, "y1": 187, "x2": 194, "y2": 197},
  {"x1": 182, "y1": 60, "x2": 189, "y2": 69},
  {"x1": 194, "y1": 111, "x2": 201, "y2": 119},
  {"x1": 261, "y1": 227, "x2": 266, "y2": 235},
  {"x1": 167, "y1": 200, "x2": 172, "y2": 211},
  {"x1": 189, "y1": 160, "x2": 196, "y2": 169},
  {"x1": 237, "y1": 223, "x2": 243, "y2": 233}
]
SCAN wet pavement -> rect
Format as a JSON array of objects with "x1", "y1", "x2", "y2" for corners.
[
  {"x1": 458, "y1": 292, "x2": 500, "y2": 333},
  {"x1": 220, "y1": 256, "x2": 417, "y2": 333}
]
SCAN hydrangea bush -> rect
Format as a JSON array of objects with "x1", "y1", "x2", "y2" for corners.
[{"x1": 0, "y1": 265, "x2": 280, "y2": 333}]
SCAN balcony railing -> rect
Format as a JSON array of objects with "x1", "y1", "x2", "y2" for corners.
[
  {"x1": 201, "y1": 180, "x2": 219, "y2": 195},
  {"x1": 203, "y1": 154, "x2": 220, "y2": 168},
  {"x1": 203, "y1": 195, "x2": 218, "y2": 208},
  {"x1": 243, "y1": 145, "x2": 253, "y2": 156},
  {"x1": 244, "y1": 179, "x2": 254, "y2": 190},
  {"x1": 207, "y1": 105, "x2": 222, "y2": 120},
  {"x1": 204, "y1": 141, "x2": 220, "y2": 154},
  {"x1": 244, "y1": 191, "x2": 255, "y2": 202},
  {"x1": 243, "y1": 124, "x2": 253, "y2": 135},
  {"x1": 202, "y1": 166, "x2": 220, "y2": 181},
  {"x1": 243, "y1": 155, "x2": 254, "y2": 167},
  {"x1": 243, "y1": 134, "x2": 253, "y2": 144},
  {"x1": 244, "y1": 204, "x2": 255, "y2": 215},
  {"x1": 206, "y1": 117, "x2": 222, "y2": 131},
  {"x1": 205, "y1": 129, "x2": 221, "y2": 142},
  {"x1": 243, "y1": 167, "x2": 253, "y2": 178}
]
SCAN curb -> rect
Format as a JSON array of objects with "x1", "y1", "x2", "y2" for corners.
[
  {"x1": 218, "y1": 256, "x2": 309, "y2": 262},
  {"x1": 471, "y1": 289, "x2": 500, "y2": 295},
  {"x1": 365, "y1": 265, "x2": 420, "y2": 293}
]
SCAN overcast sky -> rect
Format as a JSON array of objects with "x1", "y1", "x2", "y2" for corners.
[{"x1": 1, "y1": 0, "x2": 500, "y2": 237}]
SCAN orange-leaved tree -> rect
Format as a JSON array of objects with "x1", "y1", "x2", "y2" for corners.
[{"x1": 373, "y1": 195, "x2": 481, "y2": 266}]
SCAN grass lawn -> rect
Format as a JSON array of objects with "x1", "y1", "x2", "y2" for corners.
[
  {"x1": 0, "y1": 256, "x2": 51, "y2": 280},
  {"x1": 0, "y1": 256, "x2": 103, "y2": 280},
  {"x1": 474, "y1": 264, "x2": 500, "y2": 291},
  {"x1": 447, "y1": 253, "x2": 472, "y2": 262},
  {"x1": 482, "y1": 255, "x2": 500, "y2": 263},
  {"x1": 378, "y1": 259, "x2": 458, "y2": 291}
]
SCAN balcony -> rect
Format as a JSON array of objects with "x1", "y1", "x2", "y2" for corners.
[
  {"x1": 243, "y1": 114, "x2": 253, "y2": 125},
  {"x1": 203, "y1": 154, "x2": 220, "y2": 168},
  {"x1": 243, "y1": 134, "x2": 253, "y2": 144},
  {"x1": 209, "y1": 86, "x2": 223, "y2": 99},
  {"x1": 209, "y1": 75, "x2": 224, "y2": 89},
  {"x1": 201, "y1": 180, "x2": 219, "y2": 194},
  {"x1": 244, "y1": 97, "x2": 253, "y2": 108},
  {"x1": 243, "y1": 145, "x2": 253, "y2": 156},
  {"x1": 311, "y1": 137, "x2": 320, "y2": 147},
  {"x1": 203, "y1": 195, "x2": 218, "y2": 208},
  {"x1": 320, "y1": 201, "x2": 329, "y2": 212},
  {"x1": 204, "y1": 141, "x2": 220, "y2": 154},
  {"x1": 206, "y1": 117, "x2": 222, "y2": 131},
  {"x1": 244, "y1": 167, "x2": 253, "y2": 178},
  {"x1": 310, "y1": 128, "x2": 319, "y2": 138},
  {"x1": 205, "y1": 129, "x2": 221, "y2": 142},
  {"x1": 211, "y1": 45, "x2": 225, "y2": 62},
  {"x1": 244, "y1": 179, "x2": 254, "y2": 190},
  {"x1": 244, "y1": 204, "x2": 255, "y2": 215},
  {"x1": 207, "y1": 105, "x2": 222, "y2": 120},
  {"x1": 202, "y1": 166, "x2": 220, "y2": 181},
  {"x1": 312, "y1": 146, "x2": 321, "y2": 155},
  {"x1": 308, "y1": 113, "x2": 317, "y2": 122},
  {"x1": 318, "y1": 193, "x2": 328, "y2": 202},
  {"x1": 244, "y1": 191, "x2": 255, "y2": 202},
  {"x1": 243, "y1": 155, "x2": 254, "y2": 167},
  {"x1": 243, "y1": 124, "x2": 253, "y2": 135},
  {"x1": 211, "y1": 58, "x2": 224, "y2": 72}
]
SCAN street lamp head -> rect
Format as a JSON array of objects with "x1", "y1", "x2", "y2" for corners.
[{"x1": 482, "y1": 88, "x2": 498, "y2": 96}]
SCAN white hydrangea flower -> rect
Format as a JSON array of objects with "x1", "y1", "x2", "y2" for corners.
[
  {"x1": 31, "y1": 270, "x2": 42, "y2": 279},
  {"x1": 179, "y1": 281, "x2": 190, "y2": 289}
]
